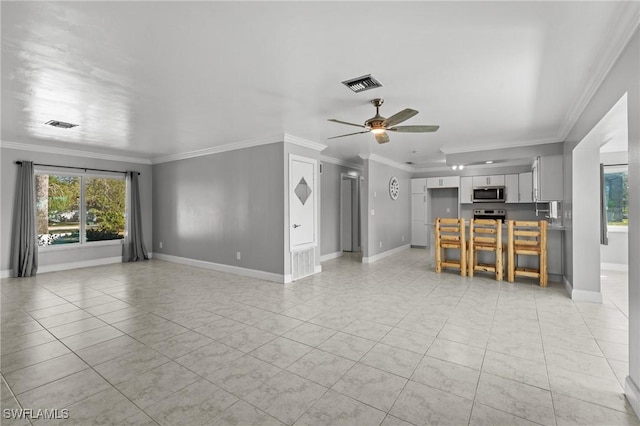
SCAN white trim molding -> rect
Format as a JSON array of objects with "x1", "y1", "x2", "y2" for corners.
[
  {"x1": 284, "y1": 134, "x2": 327, "y2": 152},
  {"x1": 152, "y1": 135, "x2": 284, "y2": 164},
  {"x1": 153, "y1": 253, "x2": 286, "y2": 284},
  {"x1": 571, "y1": 288, "x2": 603, "y2": 304},
  {"x1": 359, "y1": 153, "x2": 414, "y2": 172},
  {"x1": 152, "y1": 133, "x2": 327, "y2": 165},
  {"x1": 626, "y1": 376, "x2": 640, "y2": 419},
  {"x1": 363, "y1": 244, "x2": 410, "y2": 264},
  {"x1": 439, "y1": 137, "x2": 560, "y2": 155},
  {"x1": 320, "y1": 251, "x2": 344, "y2": 262},
  {"x1": 0, "y1": 140, "x2": 152, "y2": 164},
  {"x1": 558, "y1": 2, "x2": 640, "y2": 141},
  {"x1": 320, "y1": 155, "x2": 363, "y2": 170}
]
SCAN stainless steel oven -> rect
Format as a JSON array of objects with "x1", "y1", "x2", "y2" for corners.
[
  {"x1": 473, "y1": 209, "x2": 506, "y2": 222},
  {"x1": 472, "y1": 187, "x2": 505, "y2": 203}
]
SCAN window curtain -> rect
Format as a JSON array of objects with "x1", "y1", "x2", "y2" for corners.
[
  {"x1": 11, "y1": 161, "x2": 38, "y2": 277},
  {"x1": 600, "y1": 163, "x2": 609, "y2": 245},
  {"x1": 123, "y1": 171, "x2": 148, "y2": 262}
]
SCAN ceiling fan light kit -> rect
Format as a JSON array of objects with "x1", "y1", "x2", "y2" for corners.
[{"x1": 328, "y1": 98, "x2": 439, "y2": 144}]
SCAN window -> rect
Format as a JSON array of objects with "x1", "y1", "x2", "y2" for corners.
[
  {"x1": 36, "y1": 172, "x2": 126, "y2": 246},
  {"x1": 604, "y1": 165, "x2": 628, "y2": 227}
]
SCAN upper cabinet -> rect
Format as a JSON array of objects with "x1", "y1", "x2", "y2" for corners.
[
  {"x1": 426, "y1": 176, "x2": 460, "y2": 188},
  {"x1": 533, "y1": 155, "x2": 563, "y2": 201},
  {"x1": 411, "y1": 178, "x2": 427, "y2": 194},
  {"x1": 519, "y1": 172, "x2": 533, "y2": 203},
  {"x1": 505, "y1": 174, "x2": 519, "y2": 203},
  {"x1": 472, "y1": 175, "x2": 505, "y2": 187},
  {"x1": 460, "y1": 177, "x2": 473, "y2": 204}
]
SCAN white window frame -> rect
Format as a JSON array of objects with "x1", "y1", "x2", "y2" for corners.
[{"x1": 35, "y1": 168, "x2": 127, "y2": 252}]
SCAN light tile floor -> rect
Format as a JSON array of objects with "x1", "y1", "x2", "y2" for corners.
[{"x1": 1, "y1": 249, "x2": 638, "y2": 425}]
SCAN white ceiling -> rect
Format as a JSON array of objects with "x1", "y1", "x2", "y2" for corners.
[{"x1": 1, "y1": 1, "x2": 637, "y2": 167}]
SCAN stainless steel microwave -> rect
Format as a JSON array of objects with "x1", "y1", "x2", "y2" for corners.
[{"x1": 472, "y1": 187, "x2": 506, "y2": 203}]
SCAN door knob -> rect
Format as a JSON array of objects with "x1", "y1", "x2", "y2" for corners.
[{"x1": 293, "y1": 224, "x2": 301, "y2": 228}]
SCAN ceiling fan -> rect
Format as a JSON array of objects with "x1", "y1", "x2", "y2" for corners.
[{"x1": 328, "y1": 98, "x2": 439, "y2": 144}]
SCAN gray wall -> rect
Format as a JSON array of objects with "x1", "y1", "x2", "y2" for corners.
[
  {"x1": 320, "y1": 161, "x2": 360, "y2": 257},
  {"x1": 563, "y1": 29, "x2": 639, "y2": 405},
  {"x1": 362, "y1": 159, "x2": 411, "y2": 259},
  {"x1": 0, "y1": 147, "x2": 153, "y2": 271},
  {"x1": 152, "y1": 143, "x2": 285, "y2": 275}
]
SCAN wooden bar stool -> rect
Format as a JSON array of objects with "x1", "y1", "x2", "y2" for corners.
[
  {"x1": 507, "y1": 220, "x2": 548, "y2": 286},
  {"x1": 434, "y1": 218, "x2": 467, "y2": 276},
  {"x1": 468, "y1": 219, "x2": 504, "y2": 281}
]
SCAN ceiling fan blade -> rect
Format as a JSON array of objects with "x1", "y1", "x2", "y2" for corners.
[
  {"x1": 382, "y1": 108, "x2": 418, "y2": 127},
  {"x1": 328, "y1": 118, "x2": 366, "y2": 129},
  {"x1": 328, "y1": 130, "x2": 370, "y2": 140},
  {"x1": 375, "y1": 132, "x2": 390, "y2": 144},
  {"x1": 387, "y1": 125, "x2": 440, "y2": 133}
]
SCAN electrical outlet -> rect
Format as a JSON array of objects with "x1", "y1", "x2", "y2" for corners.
[
  {"x1": 159, "y1": 242, "x2": 163, "y2": 249},
  {"x1": 371, "y1": 209, "x2": 375, "y2": 216},
  {"x1": 236, "y1": 251, "x2": 241, "y2": 260},
  {"x1": 446, "y1": 207, "x2": 451, "y2": 213},
  {"x1": 402, "y1": 236, "x2": 405, "y2": 242},
  {"x1": 374, "y1": 191, "x2": 377, "y2": 198},
  {"x1": 379, "y1": 241, "x2": 382, "y2": 248}
]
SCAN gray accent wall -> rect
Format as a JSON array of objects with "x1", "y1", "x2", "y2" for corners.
[
  {"x1": 152, "y1": 142, "x2": 285, "y2": 275},
  {"x1": 362, "y1": 158, "x2": 411, "y2": 259},
  {"x1": 0, "y1": 147, "x2": 153, "y2": 271},
  {"x1": 563, "y1": 29, "x2": 639, "y2": 407},
  {"x1": 320, "y1": 161, "x2": 361, "y2": 257}
]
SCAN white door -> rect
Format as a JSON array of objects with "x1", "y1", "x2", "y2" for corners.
[{"x1": 290, "y1": 155, "x2": 316, "y2": 249}]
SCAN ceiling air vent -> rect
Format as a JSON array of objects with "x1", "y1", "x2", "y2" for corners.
[
  {"x1": 341, "y1": 74, "x2": 382, "y2": 93},
  {"x1": 45, "y1": 120, "x2": 78, "y2": 129}
]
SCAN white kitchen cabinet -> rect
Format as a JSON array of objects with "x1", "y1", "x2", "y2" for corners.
[
  {"x1": 460, "y1": 176, "x2": 473, "y2": 204},
  {"x1": 518, "y1": 171, "x2": 533, "y2": 203},
  {"x1": 411, "y1": 178, "x2": 427, "y2": 194},
  {"x1": 472, "y1": 175, "x2": 505, "y2": 187},
  {"x1": 426, "y1": 176, "x2": 460, "y2": 188},
  {"x1": 411, "y1": 193, "x2": 428, "y2": 246},
  {"x1": 505, "y1": 174, "x2": 519, "y2": 203},
  {"x1": 533, "y1": 155, "x2": 563, "y2": 201}
]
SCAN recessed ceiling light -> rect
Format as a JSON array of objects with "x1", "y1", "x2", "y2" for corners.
[
  {"x1": 45, "y1": 120, "x2": 78, "y2": 129},
  {"x1": 459, "y1": 165, "x2": 464, "y2": 170},
  {"x1": 341, "y1": 74, "x2": 383, "y2": 93},
  {"x1": 485, "y1": 160, "x2": 493, "y2": 164},
  {"x1": 452, "y1": 165, "x2": 458, "y2": 170}
]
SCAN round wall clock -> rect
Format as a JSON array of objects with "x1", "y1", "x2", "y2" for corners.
[{"x1": 389, "y1": 176, "x2": 399, "y2": 200}]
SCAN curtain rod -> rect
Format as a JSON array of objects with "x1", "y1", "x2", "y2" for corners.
[{"x1": 15, "y1": 161, "x2": 140, "y2": 175}]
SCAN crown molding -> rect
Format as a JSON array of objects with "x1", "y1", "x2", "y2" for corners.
[
  {"x1": 152, "y1": 133, "x2": 327, "y2": 164},
  {"x1": 283, "y1": 134, "x2": 327, "y2": 152},
  {"x1": 151, "y1": 135, "x2": 284, "y2": 164},
  {"x1": 0, "y1": 140, "x2": 152, "y2": 164},
  {"x1": 319, "y1": 155, "x2": 363, "y2": 170},
  {"x1": 558, "y1": 2, "x2": 640, "y2": 141},
  {"x1": 359, "y1": 153, "x2": 414, "y2": 172},
  {"x1": 439, "y1": 137, "x2": 560, "y2": 155}
]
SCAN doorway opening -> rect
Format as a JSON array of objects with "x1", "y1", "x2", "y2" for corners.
[{"x1": 340, "y1": 173, "x2": 361, "y2": 260}]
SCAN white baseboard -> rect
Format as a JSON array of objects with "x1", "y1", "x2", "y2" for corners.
[
  {"x1": 153, "y1": 253, "x2": 286, "y2": 284},
  {"x1": 314, "y1": 265, "x2": 322, "y2": 274},
  {"x1": 320, "y1": 251, "x2": 343, "y2": 262},
  {"x1": 563, "y1": 275, "x2": 573, "y2": 297},
  {"x1": 601, "y1": 262, "x2": 629, "y2": 272},
  {"x1": 625, "y1": 376, "x2": 640, "y2": 419},
  {"x1": 362, "y1": 244, "x2": 410, "y2": 264},
  {"x1": 571, "y1": 288, "x2": 603, "y2": 303}
]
